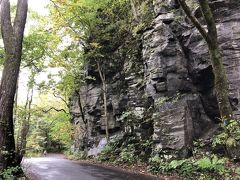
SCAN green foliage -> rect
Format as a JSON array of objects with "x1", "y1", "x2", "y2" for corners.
[
  {"x1": 0, "y1": 47, "x2": 4, "y2": 66},
  {"x1": 148, "y1": 157, "x2": 196, "y2": 176},
  {"x1": 195, "y1": 155, "x2": 226, "y2": 174},
  {"x1": 186, "y1": 0, "x2": 199, "y2": 9},
  {"x1": 195, "y1": 157, "x2": 213, "y2": 170},
  {"x1": 48, "y1": 112, "x2": 72, "y2": 146},
  {"x1": 234, "y1": 168, "x2": 240, "y2": 179},
  {"x1": 213, "y1": 120, "x2": 240, "y2": 157},
  {"x1": 22, "y1": 29, "x2": 56, "y2": 71},
  {"x1": 0, "y1": 166, "x2": 22, "y2": 180},
  {"x1": 82, "y1": 0, "x2": 131, "y2": 77},
  {"x1": 148, "y1": 154, "x2": 229, "y2": 178},
  {"x1": 120, "y1": 110, "x2": 143, "y2": 126},
  {"x1": 48, "y1": 0, "x2": 147, "y2": 102},
  {"x1": 118, "y1": 144, "x2": 136, "y2": 164},
  {"x1": 193, "y1": 140, "x2": 204, "y2": 156},
  {"x1": 155, "y1": 97, "x2": 168, "y2": 106},
  {"x1": 18, "y1": 98, "x2": 73, "y2": 156},
  {"x1": 155, "y1": 92, "x2": 183, "y2": 107},
  {"x1": 98, "y1": 135, "x2": 152, "y2": 165},
  {"x1": 65, "y1": 150, "x2": 87, "y2": 160},
  {"x1": 131, "y1": 0, "x2": 154, "y2": 34},
  {"x1": 50, "y1": 0, "x2": 115, "y2": 38},
  {"x1": 25, "y1": 128, "x2": 46, "y2": 156},
  {"x1": 97, "y1": 140, "x2": 119, "y2": 162}
]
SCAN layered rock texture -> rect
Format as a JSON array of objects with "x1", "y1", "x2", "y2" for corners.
[{"x1": 69, "y1": 0, "x2": 240, "y2": 154}]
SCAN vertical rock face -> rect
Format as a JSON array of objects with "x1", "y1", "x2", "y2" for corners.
[
  {"x1": 69, "y1": 74, "x2": 128, "y2": 150},
  {"x1": 69, "y1": 0, "x2": 240, "y2": 154},
  {"x1": 143, "y1": 0, "x2": 215, "y2": 151},
  {"x1": 183, "y1": 0, "x2": 240, "y2": 119}
]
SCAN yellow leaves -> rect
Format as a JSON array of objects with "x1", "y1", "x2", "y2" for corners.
[
  {"x1": 226, "y1": 137, "x2": 237, "y2": 147},
  {"x1": 90, "y1": 42, "x2": 101, "y2": 49}
]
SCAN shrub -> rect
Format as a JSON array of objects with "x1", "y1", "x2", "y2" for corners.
[
  {"x1": 213, "y1": 120, "x2": 240, "y2": 158},
  {"x1": 118, "y1": 144, "x2": 136, "y2": 164},
  {"x1": 65, "y1": 150, "x2": 87, "y2": 160},
  {"x1": 0, "y1": 166, "x2": 23, "y2": 180},
  {"x1": 148, "y1": 154, "x2": 228, "y2": 178},
  {"x1": 195, "y1": 155, "x2": 226, "y2": 175},
  {"x1": 97, "y1": 141, "x2": 119, "y2": 162}
]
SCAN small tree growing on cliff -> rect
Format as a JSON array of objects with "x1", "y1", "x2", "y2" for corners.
[
  {"x1": 87, "y1": 42, "x2": 110, "y2": 141},
  {"x1": 96, "y1": 60, "x2": 109, "y2": 141},
  {"x1": 178, "y1": 0, "x2": 232, "y2": 122}
]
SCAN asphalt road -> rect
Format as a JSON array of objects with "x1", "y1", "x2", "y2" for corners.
[{"x1": 22, "y1": 154, "x2": 159, "y2": 180}]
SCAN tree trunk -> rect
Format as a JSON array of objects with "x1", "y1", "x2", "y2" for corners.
[
  {"x1": 103, "y1": 80, "x2": 109, "y2": 141},
  {"x1": 0, "y1": 0, "x2": 28, "y2": 170},
  {"x1": 16, "y1": 87, "x2": 33, "y2": 164},
  {"x1": 14, "y1": 79, "x2": 19, "y2": 124},
  {"x1": 209, "y1": 46, "x2": 232, "y2": 121},
  {"x1": 130, "y1": 0, "x2": 140, "y2": 22},
  {"x1": 96, "y1": 62, "x2": 109, "y2": 141}
]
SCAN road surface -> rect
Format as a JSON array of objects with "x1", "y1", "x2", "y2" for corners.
[{"x1": 22, "y1": 154, "x2": 159, "y2": 180}]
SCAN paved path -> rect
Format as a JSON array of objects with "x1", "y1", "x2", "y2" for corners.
[{"x1": 22, "y1": 154, "x2": 159, "y2": 180}]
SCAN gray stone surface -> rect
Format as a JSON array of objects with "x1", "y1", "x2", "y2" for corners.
[{"x1": 69, "y1": 0, "x2": 240, "y2": 154}]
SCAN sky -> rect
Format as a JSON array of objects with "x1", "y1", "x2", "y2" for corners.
[
  {"x1": 28, "y1": 0, "x2": 50, "y2": 15},
  {"x1": 11, "y1": 0, "x2": 50, "y2": 15},
  {"x1": 13, "y1": 0, "x2": 52, "y2": 104}
]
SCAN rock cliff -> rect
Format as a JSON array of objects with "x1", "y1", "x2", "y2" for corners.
[{"x1": 69, "y1": 0, "x2": 240, "y2": 155}]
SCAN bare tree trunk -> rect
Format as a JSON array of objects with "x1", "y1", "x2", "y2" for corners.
[
  {"x1": 97, "y1": 62, "x2": 109, "y2": 141},
  {"x1": 130, "y1": 0, "x2": 140, "y2": 22},
  {"x1": 0, "y1": 0, "x2": 28, "y2": 170},
  {"x1": 103, "y1": 81, "x2": 109, "y2": 140},
  {"x1": 14, "y1": 79, "x2": 19, "y2": 124},
  {"x1": 178, "y1": 0, "x2": 232, "y2": 122},
  {"x1": 15, "y1": 80, "x2": 21, "y2": 153},
  {"x1": 16, "y1": 86, "x2": 30, "y2": 157},
  {"x1": 16, "y1": 87, "x2": 33, "y2": 164}
]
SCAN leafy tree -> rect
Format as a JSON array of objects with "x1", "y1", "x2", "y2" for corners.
[
  {"x1": 84, "y1": 0, "x2": 130, "y2": 141},
  {"x1": 24, "y1": 95, "x2": 72, "y2": 154},
  {"x1": 14, "y1": 12, "x2": 58, "y2": 162},
  {"x1": 49, "y1": 0, "x2": 131, "y2": 143}
]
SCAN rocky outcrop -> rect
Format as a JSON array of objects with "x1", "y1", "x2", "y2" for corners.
[
  {"x1": 69, "y1": 0, "x2": 240, "y2": 155},
  {"x1": 142, "y1": 3, "x2": 214, "y2": 152}
]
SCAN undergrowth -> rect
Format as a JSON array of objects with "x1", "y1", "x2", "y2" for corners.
[
  {"x1": 0, "y1": 166, "x2": 26, "y2": 180},
  {"x1": 95, "y1": 125, "x2": 240, "y2": 179}
]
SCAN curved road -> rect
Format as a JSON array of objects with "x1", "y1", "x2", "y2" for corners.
[{"x1": 22, "y1": 154, "x2": 159, "y2": 180}]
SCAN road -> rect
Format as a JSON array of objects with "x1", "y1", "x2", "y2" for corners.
[{"x1": 22, "y1": 154, "x2": 159, "y2": 180}]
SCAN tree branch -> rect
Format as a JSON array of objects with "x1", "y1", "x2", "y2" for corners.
[
  {"x1": 49, "y1": 0, "x2": 86, "y2": 47},
  {"x1": 178, "y1": 0, "x2": 210, "y2": 43},
  {"x1": 42, "y1": 107, "x2": 68, "y2": 114},
  {"x1": 130, "y1": 0, "x2": 140, "y2": 22},
  {"x1": 96, "y1": 61, "x2": 106, "y2": 83},
  {"x1": 1, "y1": 0, "x2": 15, "y2": 53},
  {"x1": 14, "y1": 0, "x2": 28, "y2": 43},
  {"x1": 53, "y1": 91, "x2": 68, "y2": 106}
]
